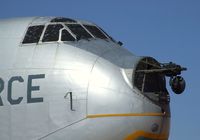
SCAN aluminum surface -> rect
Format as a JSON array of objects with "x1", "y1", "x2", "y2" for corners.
[{"x1": 0, "y1": 17, "x2": 170, "y2": 140}]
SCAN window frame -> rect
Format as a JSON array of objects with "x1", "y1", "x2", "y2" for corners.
[
  {"x1": 65, "y1": 23, "x2": 94, "y2": 40},
  {"x1": 41, "y1": 23, "x2": 64, "y2": 43},
  {"x1": 21, "y1": 25, "x2": 45, "y2": 45},
  {"x1": 39, "y1": 23, "x2": 76, "y2": 44},
  {"x1": 83, "y1": 24, "x2": 109, "y2": 39},
  {"x1": 60, "y1": 28, "x2": 76, "y2": 42},
  {"x1": 21, "y1": 21, "x2": 115, "y2": 46}
]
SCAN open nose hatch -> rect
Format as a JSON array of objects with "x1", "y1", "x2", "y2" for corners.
[{"x1": 134, "y1": 57, "x2": 187, "y2": 105}]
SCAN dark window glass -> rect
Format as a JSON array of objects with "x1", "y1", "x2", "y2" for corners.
[
  {"x1": 51, "y1": 17, "x2": 76, "y2": 23},
  {"x1": 61, "y1": 29, "x2": 75, "y2": 41},
  {"x1": 66, "y1": 24, "x2": 92, "y2": 40},
  {"x1": 99, "y1": 27, "x2": 115, "y2": 41},
  {"x1": 42, "y1": 24, "x2": 63, "y2": 42},
  {"x1": 84, "y1": 25, "x2": 107, "y2": 39},
  {"x1": 22, "y1": 25, "x2": 44, "y2": 44}
]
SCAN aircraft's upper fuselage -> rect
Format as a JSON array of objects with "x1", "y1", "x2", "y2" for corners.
[{"x1": 0, "y1": 17, "x2": 139, "y2": 70}]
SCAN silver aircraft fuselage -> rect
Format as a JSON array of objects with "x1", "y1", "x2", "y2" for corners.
[{"x1": 0, "y1": 17, "x2": 170, "y2": 140}]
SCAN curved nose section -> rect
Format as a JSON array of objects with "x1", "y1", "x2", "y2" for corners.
[
  {"x1": 123, "y1": 112, "x2": 170, "y2": 140},
  {"x1": 87, "y1": 54, "x2": 171, "y2": 140}
]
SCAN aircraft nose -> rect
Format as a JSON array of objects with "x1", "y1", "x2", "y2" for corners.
[{"x1": 123, "y1": 112, "x2": 170, "y2": 140}]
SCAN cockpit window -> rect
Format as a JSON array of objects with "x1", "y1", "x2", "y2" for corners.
[
  {"x1": 66, "y1": 24, "x2": 92, "y2": 40},
  {"x1": 42, "y1": 24, "x2": 63, "y2": 42},
  {"x1": 83, "y1": 25, "x2": 108, "y2": 39},
  {"x1": 22, "y1": 25, "x2": 44, "y2": 44},
  {"x1": 22, "y1": 19, "x2": 115, "y2": 45},
  {"x1": 99, "y1": 27, "x2": 116, "y2": 42},
  {"x1": 61, "y1": 29, "x2": 75, "y2": 41}
]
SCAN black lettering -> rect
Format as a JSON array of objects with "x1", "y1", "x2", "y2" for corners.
[
  {"x1": 8, "y1": 76, "x2": 24, "y2": 105},
  {"x1": 27, "y1": 74, "x2": 45, "y2": 103},
  {"x1": 0, "y1": 78, "x2": 4, "y2": 106}
]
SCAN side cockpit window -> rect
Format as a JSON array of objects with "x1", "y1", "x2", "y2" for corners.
[
  {"x1": 42, "y1": 24, "x2": 63, "y2": 42},
  {"x1": 66, "y1": 24, "x2": 92, "y2": 40},
  {"x1": 61, "y1": 29, "x2": 75, "y2": 41},
  {"x1": 22, "y1": 25, "x2": 44, "y2": 44},
  {"x1": 84, "y1": 25, "x2": 108, "y2": 39}
]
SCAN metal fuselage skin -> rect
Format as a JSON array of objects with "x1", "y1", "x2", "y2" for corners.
[{"x1": 0, "y1": 17, "x2": 170, "y2": 140}]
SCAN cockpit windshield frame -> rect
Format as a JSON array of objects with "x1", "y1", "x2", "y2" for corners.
[
  {"x1": 21, "y1": 19, "x2": 115, "y2": 45},
  {"x1": 65, "y1": 23, "x2": 94, "y2": 40},
  {"x1": 83, "y1": 25, "x2": 109, "y2": 39}
]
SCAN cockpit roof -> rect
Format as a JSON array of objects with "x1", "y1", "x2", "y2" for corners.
[{"x1": 30, "y1": 17, "x2": 94, "y2": 26}]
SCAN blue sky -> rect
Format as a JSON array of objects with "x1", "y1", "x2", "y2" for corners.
[{"x1": 0, "y1": 0, "x2": 199, "y2": 139}]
